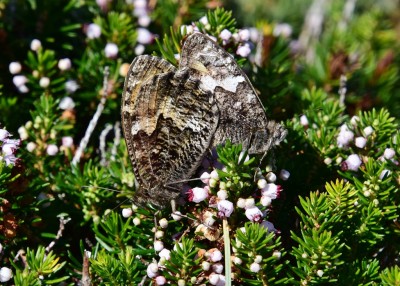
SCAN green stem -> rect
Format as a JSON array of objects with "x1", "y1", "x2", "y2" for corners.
[{"x1": 223, "y1": 218, "x2": 232, "y2": 286}]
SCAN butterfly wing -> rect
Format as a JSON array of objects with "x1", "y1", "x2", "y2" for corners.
[{"x1": 180, "y1": 33, "x2": 287, "y2": 154}]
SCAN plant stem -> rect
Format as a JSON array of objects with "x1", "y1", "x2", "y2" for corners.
[{"x1": 223, "y1": 218, "x2": 232, "y2": 286}]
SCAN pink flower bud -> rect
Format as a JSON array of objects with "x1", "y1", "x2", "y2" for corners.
[
  {"x1": 188, "y1": 187, "x2": 208, "y2": 203},
  {"x1": 245, "y1": 207, "x2": 263, "y2": 222}
]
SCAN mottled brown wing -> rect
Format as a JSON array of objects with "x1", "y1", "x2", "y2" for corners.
[
  {"x1": 122, "y1": 55, "x2": 177, "y2": 192},
  {"x1": 180, "y1": 33, "x2": 287, "y2": 154},
  {"x1": 122, "y1": 57, "x2": 219, "y2": 207}
]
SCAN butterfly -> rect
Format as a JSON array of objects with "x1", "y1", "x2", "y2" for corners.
[{"x1": 121, "y1": 32, "x2": 286, "y2": 207}]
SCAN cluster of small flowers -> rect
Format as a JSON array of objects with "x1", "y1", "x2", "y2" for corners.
[
  {"x1": 0, "y1": 129, "x2": 20, "y2": 166},
  {"x1": 131, "y1": 0, "x2": 154, "y2": 56}
]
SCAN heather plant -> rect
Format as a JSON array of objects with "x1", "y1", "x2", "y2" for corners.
[{"x1": 0, "y1": 1, "x2": 399, "y2": 285}]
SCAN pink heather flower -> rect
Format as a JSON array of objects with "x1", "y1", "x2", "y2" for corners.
[
  {"x1": 200, "y1": 171, "x2": 211, "y2": 184},
  {"x1": 4, "y1": 155, "x2": 18, "y2": 166},
  {"x1": 250, "y1": 262, "x2": 261, "y2": 273},
  {"x1": 96, "y1": 0, "x2": 111, "y2": 10},
  {"x1": 86, "y1": 23, "x2": 101, "y2": 39},
  {"x1": 212, "y1": 263, "x2": 224, "y2": 274},
  {"x1": 0, "y1": 129, "x2": 10, "y2": 141},
  {"x1": 217, "y1": 190, "x2": 227, "y2": 200},
  {"x1": 337, "y1": 124, "x2": 354, "y2": 148},
  {"x1": 30, "y1": 39, "x2": 42, "y2": 51},
  {"x1": 122, "y1": 208, "x2": 132, "y2": 218},
  {"x1": 59, "y1": 96, "x2": 75, "y2": 110},
  {"x1": 134, "y1": 44, "x2": 145, "y2": 55},
  {"x1": 46, "y1": 144, "x2": 58, "y2": 156},
  {"x1": 146, "y1": 263, "x2": 158, "y2": 278},
  {"x1": 216, "y1": 275, "x2": 225, "y2": 286},
  {"x1": 105, "y1": 43, "x2": 119, "y2": 58},
  {"x1": 261, "y1": 220, "x2": 277, "y2": 232},
  {"x1": 26, "y1": 142, "x2": 36, "y2": 152},
  {"x1": 342, "y1": 154, "x2": 362, "y2": 171},
  {"x1": 261, "y1": 183, "x2": 281, "y2": 200},
  {"x1": 383, "y1": 148, "x2": 395, "y2": 160},
  {"x1": 273, "y1": 23, "x2": 292, "y2": 38},
  {"x1": 355, "y1": 137, "x2": 367, "y2": 148},
  {"x1": 199, "y1": 16, "x2": 208, "y2": 25},
  {"x1": 39, "y1": 77, "x2": 50, "y2": 88},
  {"x1": 279, "y1": 169, "x2": 290, "y2": 180},
  {"x1": 134, "y1": 0, "x2": 147, "y2": 9},
  {"x1": 65, "y1": 80, "x2": 79, "y2": 94},
  {"x1": 219, "y1": 29, "x2": 232, "y2": 41},
  {"x1": 249, "y1": 27, "x2": 259, "y2": 42},
  {"x1": 138, "y1": 15, "x2": 151, "y2": 27},
  {"x1": 137, "y1": 28, "x2": 153, "y2": 44},
  {"x1": 58, "y1": 58, "x2": 72, "y2": 71},
  {"x1": 363, "y1": 126, "x2": 374, "y2": 137},
  {"x1": 62, "y1": 136, "x2": 74, "y2": 148},
  {"x1": 13, "y1": 75, "x2": 27, "y2": 87},
  {"x1": 0, "y1": 267, "x2": 12, "y2": 282},
  {"x1": 187, "y1": 187, "x2": 208, "y2": 203},
  {"x1": 9, "y1": 62, "x2": 22, "y2": 74},
  {"x1": 300, "y1": 115, "x2": 309, "y2": 126},
  {"x1": 155, "y1": 276, "x2": 167, "y2": 285},
  {"x1": 158, "y1": 248, "x2": 171, "y2": 260},
  {"x1": 238, "y1": 29, "x2": 250, "y2": 41},
  {"x1": 217, "y1": 200, "x2": 234, "y2": 218},
  {"x1": 236, "y1": 44, "x2": 251, "y2": 57},
  {"x1": 245, "y1": 207, "x2": 263, "y2": 222},
  {"x1": 2, "y1": 143, "x2": 17, "y2": 155},
  {"x1": 209, "y1": 273, "x2": 219, "y2": 285},
  {"x1": 209, "y1": 249, "x2": 223, "y2": 262}
]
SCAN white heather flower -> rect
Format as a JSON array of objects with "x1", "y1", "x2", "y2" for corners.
[
  {"x1": 18, "y1": 126, "x2": 28, "y2": 140},
  {"x1": 105, "y1": 43, "x2": 119, "y2": 58},
  {"x1": 59, "y1": 96, "x2": 75, "y2": 110},
  {"x1": 203, "y1": 211, "x2": 216, "y2": 226},
  {"x1": 210, "y1": 169, "x2": 219, "y2": 180},
  {"x1": 62, "y1": 136, "x2": 74, "y2": 147},
  {"x1": 355, "y1": 137, "x2": 367, "y2": 148},
  {"x1": 300, "y1": 115, "x2": 309, "y2": 126},
  {"x1": 257, "y1": 178, "x2": 267, "y2": 189},
  {"x1": 9, "y1": 62, "x2": 22, "y2": 74},
  {"x1": 2, "y1": 143, "x2": 16, "y2": 155},
  {"x1": 245, "y1": 198, "x2": 255, "y2": 209},
  {"x1": 216, "y1": 275, "x2": 225, "y2": 286},
  {"x1": 58, "y1": 58, "x2": 72, "y2": 71},
  {"x1": 209, "y1": 178, "x2": 218, "y2": 188},
  {"x1": 133, "y1": 217, "x2": 141, "y2": 225},
  {"x1": 261, "y1": 183, "x2": 281, "y2": 200},
  {"x1": 119, "y1": 63, "x2": 130, "y2": 77},
  {"x1": 379, "y1": 169, "x2": 391, "y2": 179},
  {"x1": 209, "y1": 273, "x2": 219, "y2": 285},
  {"x1": 138, "y1": 15, "x2": 151, "y2": 27},
  {"x1": 181, "y1": 25, "x2": 194, "y2": 35},
  {"x1": 273, "y1": 23, "x2": 292, "y2": 38},
  {"x1": 199, "y1": 16, "x2": 208, "y2": 25},
  {"x1": 188, "y1": 187, "x2": 208, "y2": 203},
  {"x1": 217, "y1": 190, "x2": 227, "y2": 200},
  {"x1": 65, "y1": 80, "x2": 79, "y2": 94},
  {"x1": 337, "y1": 124, "x2": 354, "y2": 148},
  {"x1": 46, "y1": 144, "x2": 58, "y2": 156},
  {"x1": 238, "y1": 151, "x2": 250, "y2": 163},
  {"x1": 137, "y1": 28, "x2": 153, "y2": 44},
  {"x1": 154, "y1": 240, "x2": 164, "y2": 252},
  {"x1": 324, "y1": 157, "x2": 332, "y2": 165},
  {"x1": 202, "y1": 261, "x2": 211, "y2": 271},
  {"x1": 217, "y1": 200, "x2": 234, "y2": 218},
  {"x1": 254, "y1": 255, "x2": 262, "y2": 263},
  {"x1": 200, "y1": 171, "x2": 211, "y2": 184},
  {"x1": 238, "y1": 29, "x2": 250, "y2": 41},
  {"x1": 134, "y1": 0, "x2": 147, "y2": 9},
  {"x1": 122, "y1": 208, "x2": 132, "y2": 218},
  {"x1": 155, "y1": 276, "x2": 167, "y2": 285},
  {"x1": 18, "y1": 85, "x2": 29, "y2": 93},
  {"x1": 233, "y1": 257, "x2": 242, "y2": 265},
  {"x1": 155, "y1": 230, "x2": 164, "y2": 239},
  {"x1": 261, "y1": 220, "x2": 277, "y2": 232},
  {"x1": 39, "y1": 77, "x2": 50, "y2": 88},
  {"x1": 171, "y1": 211, "x2": 182, "y2": 221},
  {"x1": 363, "y1": 126, "x2": 374, "y2": 137},
  {"x1": 0, "y1": 129, "x2": 10, "y2": 141},
  {"x1": 236, "y1": 198, "x2": 246, "y2": 208},
  {"x1": 0, "y1": 267, "x2": 12, "y2": 282},
  {"x1": 343, "y1": 154, "x2": 362, "y2": 171},
  {"x1": 250, "y1": 262, "x2": 261, "y2": 273},
  {"x1": 279, "y1": 169, "x2": 290, "y2": 180},
  {"x1": 13, "y1": 75, "x2": 28, "y2": 87},
  {"x1": 212, "y1": 263, "x2": 224, "y2": 274},
  {"x1": 30, "y1": 39, "x2": 42, "y2": 51},
  {"x1": 260, "y1": 196, "x2": 272, "y2": 207},
  {"x1": 245, "y1": 207, "x2": 263, "y2": 222},
  {"x1": 266, "y1": 172, "x2": 277, "y2": 183},
  {"x1": 87, "y1": 23, "x2": 101, "y2": 39},
  {"x1": 316, "y1": 269, "x2": 324, "y2": 277},
  {"x1": 159, "y1": 218, "x2": 168, "y2": 228},
  {"x1": 219, "y1": 29, "x2": 232, "y2": 41},
  {"x1": 26, "y1": 142, "x2": 37, "y2": 152},
  {"x1": 134, "y1": 44, "x2": 145, "y2": 55},
  {"x1": 209, "y1": 249, "x2": 223, "y2": 262},
  {"x1": 146, "y1": 263, "x2": 158, "y2": 278},
  {"x1": 249, "y1": 27, "x2": 259, "y2": 42},
  {"x1": 383, "y1": 148, "x2": 395, "y2": 160},
  {"x1": 350, "y1": 115, "x2": 360, "y2": 125},
  {"x1": 159, "y1": 248, "x2": 171, "y2": 260},
  {"x1": 236, "y1": 44, "x2": 251, "y2": 57}
]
